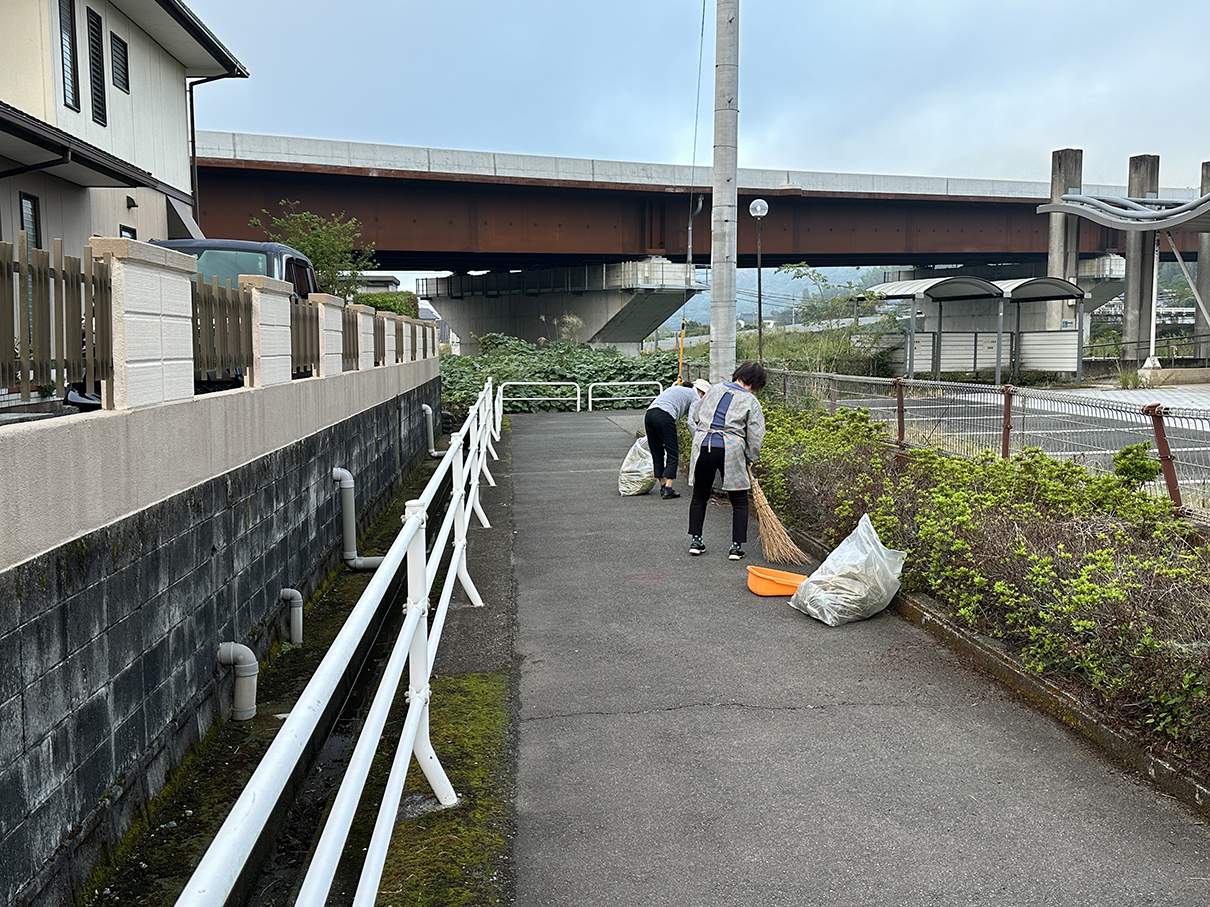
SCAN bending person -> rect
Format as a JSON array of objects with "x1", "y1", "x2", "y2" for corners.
[
  {"x1": 687, "y1": 361, "x2": 767, "y2": 559},
  {"x1": 644, "y1": 378, "x2": 711, "y2": 499}
]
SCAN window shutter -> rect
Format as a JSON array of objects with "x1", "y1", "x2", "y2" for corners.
[{"x1": 86, "y1": 8, "x2": 106, "y2": 126}]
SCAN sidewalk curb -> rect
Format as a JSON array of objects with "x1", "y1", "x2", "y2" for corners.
[{"x1": 794, "y1": 532, "x2": 1210, "y2": 821}]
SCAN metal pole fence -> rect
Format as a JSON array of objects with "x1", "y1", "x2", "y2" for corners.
[{"x1": 764, "y1": 369, "x2": 1210, "y2": 521}]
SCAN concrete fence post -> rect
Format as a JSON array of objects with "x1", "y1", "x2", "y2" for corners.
[
  {"x1": 88, "y1": 237, "x2": 196, "y2": 410},
  {"x1": 381, "y1": 312, "x2": 397, "y2": 364},
  {"x1": 348, "y1": 304, "x2": 376, "y2": 371},
  {"x1": 239, "y1": 275, "x2": 292, "y2": 387},
  {"x1": 311, "y1": 294, "x2": 344, "y2": 377}
]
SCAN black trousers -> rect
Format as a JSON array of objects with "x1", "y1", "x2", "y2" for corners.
[
  {"x1": 644, "y1": 407, "x2": 679, "y2": 481},
  {"x1": 689, "y1": 446, "x2": 749, "y2": 543}
]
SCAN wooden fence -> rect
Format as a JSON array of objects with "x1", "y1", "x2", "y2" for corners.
[
  {"x1": 2, "y1": 233, "x2": 436, "y2": 411},
  {"x1": 1, "y1": 232, "x2": 113, "y2": 406},
  {"x1": 192, "y1": 277, "x2": 253, "y2": 389},
  {"x1": 291, "y1": 295, "x2": 320, "y2": 379}
]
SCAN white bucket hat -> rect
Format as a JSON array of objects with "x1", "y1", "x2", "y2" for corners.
[{"x1": 692, "y1": 378, "x2": 711, "y2": 394}]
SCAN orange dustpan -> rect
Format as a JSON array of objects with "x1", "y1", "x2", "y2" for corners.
[{"x1": 746, "y1": 565, "x2": 808, "y2": 596}]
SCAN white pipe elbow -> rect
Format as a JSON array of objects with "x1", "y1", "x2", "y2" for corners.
[
  {"x1": 217, "y1": 642, "x2": 258, "y2": 721},
  {"x1": 331, "y1": 466, "x2": 383, "y2": 570},
  {"x1": 421, "y1": 403, "x2": 439, "y2": 457},
  {"x1": 281, "y1": 588, "x2": 304, "y2": 645}
]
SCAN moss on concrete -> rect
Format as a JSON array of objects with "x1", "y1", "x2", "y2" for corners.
[{"x1": 347, "y1": 673, "x2": 513, "y2": 907}]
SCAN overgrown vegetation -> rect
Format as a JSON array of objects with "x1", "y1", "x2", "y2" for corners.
[
  {"x1": 756, "y1": 402, "x2": 1210, "y2": 772},
  {"x1": 440, "y1": 333, "x2": 699, "y2": 418}
]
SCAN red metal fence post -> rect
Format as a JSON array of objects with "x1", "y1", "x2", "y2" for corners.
[
  {"x1": 1143, "y1": 403, "x2": 1184, "y2": 513},
  {"x1": 894, "y1": 377, "x2": 906, "y2": 449},
  {"x1": 1001, "y1": 385, "x2": 1015, "y2": 459}
]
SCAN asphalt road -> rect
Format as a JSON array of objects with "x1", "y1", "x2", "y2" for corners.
[{"x1": 496, "y1": 410, "x2": 1210, "y2": 907}]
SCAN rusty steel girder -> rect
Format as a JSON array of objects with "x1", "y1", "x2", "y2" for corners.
[{"x1": 197, "y1": 161, "x2": 1197, "y2": 271}]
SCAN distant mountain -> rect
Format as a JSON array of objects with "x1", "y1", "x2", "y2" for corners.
[{"x1": 662, "y1": 266, "x2": 876, "y2": 328}]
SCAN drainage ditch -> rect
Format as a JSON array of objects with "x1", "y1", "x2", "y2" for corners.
[{"x1": 81, "y1": 456, "x2": 454, "y2": 907}]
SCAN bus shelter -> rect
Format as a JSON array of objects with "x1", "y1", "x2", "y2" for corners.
[{"x1": 865, "y1": 276, "x2": 1085, "y2": 383}]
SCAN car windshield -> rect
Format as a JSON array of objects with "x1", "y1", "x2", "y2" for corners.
[{"x1": 194, "y1": 249, "x2": 271, "y2": 288}]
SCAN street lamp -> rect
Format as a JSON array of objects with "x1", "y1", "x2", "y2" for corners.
[{"x1": 749, "y1": 198, "x2": 768, "y2": 362}]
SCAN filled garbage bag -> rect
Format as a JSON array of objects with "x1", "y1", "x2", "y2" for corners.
[
  {"x1": 789, "y1": 513, "x2": 906, "y2": 626},
  {"x1": 618, "y1": 436, "x2": 656, "y2": 496}
]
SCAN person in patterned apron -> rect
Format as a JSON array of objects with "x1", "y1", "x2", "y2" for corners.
[{"x1": 687, "y1": 361, "x2": 768, "y2": 560}]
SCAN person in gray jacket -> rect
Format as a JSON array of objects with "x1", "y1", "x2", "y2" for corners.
[
  {"x1": 644, "y1": 378, "x2": 711, "y2": 499},
  {"x1": 687, "y1": 361, "x2": 767, "y2": 559}
]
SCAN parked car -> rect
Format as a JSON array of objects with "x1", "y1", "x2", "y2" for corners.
[{"x1": 149, "y1": 238, "x2": 319, "y2": 299}]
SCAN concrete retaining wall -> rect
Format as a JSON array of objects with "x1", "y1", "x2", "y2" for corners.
[{"x1": 0, "y1": 373, "x2": 441, "y2": 906}]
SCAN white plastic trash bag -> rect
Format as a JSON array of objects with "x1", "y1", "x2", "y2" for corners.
[
  {"x1": 618, "y1": 436, "x2": 656, "y2": 496},
  {"x1": 789, "y1": 513, "x2": 906, "y2": 626}
]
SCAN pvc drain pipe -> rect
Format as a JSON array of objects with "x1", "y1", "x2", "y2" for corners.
[
  {"x1": 331, "y1": 467, "x2": 384, "y2": 570},
  {"x1": 420, "y1": 403, "x2": 440, "y2": 457},
  {"x1": 282, "y1": 588, "x2": 303, "y2": 644},
  {"x1": 217, "y1": 642, "x2": 258, "y2": 721}
]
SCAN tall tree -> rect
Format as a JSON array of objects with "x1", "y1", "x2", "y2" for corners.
[{"x1": 250, "y1": 199, "x2": 376, "y2": 301}]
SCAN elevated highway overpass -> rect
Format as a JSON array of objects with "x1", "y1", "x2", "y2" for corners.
[
  {"x1": 193, "y1": 132, "x2": 1203, "y2": 353},
  {"x1": 197, "y1": 131, "x2": 1205, "y2": 271}
]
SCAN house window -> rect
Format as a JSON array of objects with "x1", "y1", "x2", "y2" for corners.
[
  {"x1": 60, "y1": 0, "x2": 80, "y2": 111},
  {"x1": 20, "y1": 194, "x2": 42, "y2": 251},
  {"x1": 119, "y1": 225, "x2": 137, "y2": 239},
  {"x1": 86, "y1": 7, "x2": 106, "y2": 126},
  {"x1": 111, "y1": 33, "x2": 129, "y2": 93}
]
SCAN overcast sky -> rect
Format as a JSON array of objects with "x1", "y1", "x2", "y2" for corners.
[{"x1": 187, "y1": 0, "x2": 1210, "y2": 191}]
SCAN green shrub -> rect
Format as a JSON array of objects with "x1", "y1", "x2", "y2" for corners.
[
  {"x1": 762, "y1": 402, "x2": 1210, "y2": 769},
  {"x1": 358, "y1": 290, "x2": 419, "y2": 318}
]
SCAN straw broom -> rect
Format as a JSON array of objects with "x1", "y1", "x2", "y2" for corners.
[{"x1": 748, "y1": 467, "x2": 809, "y2": 565}]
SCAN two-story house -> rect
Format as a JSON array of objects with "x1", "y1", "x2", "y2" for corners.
[{"x1": 0, "y1": 0, "x2": 246, "y2": 253}]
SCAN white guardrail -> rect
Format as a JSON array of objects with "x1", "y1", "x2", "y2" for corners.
[
  {"x1": 494, "y1": 380, "x2": 666, "y2": 416},
  {"x1": 587, "y1": 381, "x2": 663, "y2": 410},
  {"x1": 494, "y1": 380, "x2": 582, "y2": 420},
  {"x1": 175, "y1": 380, "x2": 500, "y2": 907}
]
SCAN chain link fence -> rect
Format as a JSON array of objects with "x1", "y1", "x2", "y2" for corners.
[{"x1": 684, "y1": 367, "x2": 1210, "y2": 521}]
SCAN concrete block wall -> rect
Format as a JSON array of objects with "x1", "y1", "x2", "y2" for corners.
[{"x1": 0, "y1": 377, "x2": 441, "y2": 907}]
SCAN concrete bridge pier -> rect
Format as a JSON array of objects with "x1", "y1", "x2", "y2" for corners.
[
  {"x1": 419, "y1": 259, "x2": 702, "y2": 356},
  {"x1": 1048, "y1": 148, "x2": 1083, "y2": 291},
  {"x1": 1123, "y1": 154, "x2": 1160, "y2": 362}
]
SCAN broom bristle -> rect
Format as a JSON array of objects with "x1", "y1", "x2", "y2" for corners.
[{"x1": 749, "y1": 469, "x2": 810, "y2": 565}]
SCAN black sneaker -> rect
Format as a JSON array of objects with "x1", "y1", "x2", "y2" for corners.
[
  {"x1": 661, "y1": 487, "x2": 680, "y2": 499},
  {"x1": 728, "y1": 543, "x2": 746, "y2": 561},
  {"x1": 689, "y1": 536, "x2": 705, "y2": 556}
]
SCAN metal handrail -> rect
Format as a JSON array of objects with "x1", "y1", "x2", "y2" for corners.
[
  {"x1": 174, "y1": 379, "x2": 499, "y2": 907},
  {"x1": 494, "y1": 381, "x2": 582, "y2": 422},
  {"x1": 587, "y1": 380, "x2": 663, "y2": 410}
]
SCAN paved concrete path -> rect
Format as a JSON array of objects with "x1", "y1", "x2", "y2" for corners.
[
  {"x1": 502, "y1": 411, "x2": 1210, "y2": 906},
  {"x1": 1062, "y1": 383, "x2": 1210, "y2": 409}
]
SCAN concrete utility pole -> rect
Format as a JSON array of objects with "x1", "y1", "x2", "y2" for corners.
[
  {"x1": 1198, "y1": 161, "x2": 1210, "y2": 359},
  {"x1": 709, "y1": 0, "x2": 739, "y2": 384}
]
